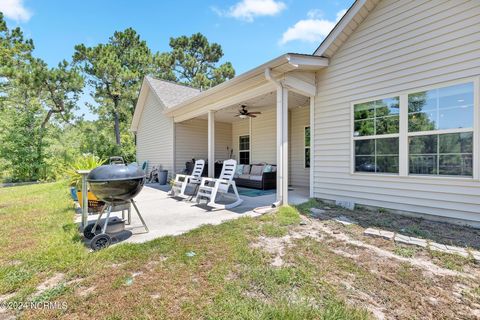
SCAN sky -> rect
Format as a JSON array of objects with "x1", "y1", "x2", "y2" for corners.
[{"x1": 1, "y1": 0, "x2": 354, "y2": 119}]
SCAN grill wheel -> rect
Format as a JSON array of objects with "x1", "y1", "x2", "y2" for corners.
[
  {"x1": 90, "y1": 234, "x2": 111, "y2": 250},
  {"x1": 83, "y1": 223, "x2": 102, "y2": 240}
]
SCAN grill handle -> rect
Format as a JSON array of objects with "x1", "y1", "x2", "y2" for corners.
[{"x1": 109, "y1": 156, "x2": 125, "y2": 165}]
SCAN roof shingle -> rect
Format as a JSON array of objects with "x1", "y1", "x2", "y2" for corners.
[{"x1": 145, "y1": 76, "x2": 200, "y2": 108}]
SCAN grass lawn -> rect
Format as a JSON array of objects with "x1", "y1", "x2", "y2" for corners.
[{"x1": 1, "y1": 182, "x2": 479, "y2": 319}]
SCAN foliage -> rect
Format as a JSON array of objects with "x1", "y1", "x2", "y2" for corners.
[
  {"x1": 0, "y1": 11, "x2": 234, "y2": 183},
  {"x1": 166, "y1": 32, "x2": 235, "y2": 89},
  {"x1": 63, "y1": 153, "x2": 106, "y2": 187},
  {"x1": 73, "y1": 28, "x2": 157, "y2": 147},
  {"x1": 0, "y1": 13, "x2": 84, "y2": 182}
]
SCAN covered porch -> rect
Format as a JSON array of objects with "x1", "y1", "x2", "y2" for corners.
[{"x1": 166, "y1": 53, "x2": 328, "y2": 205}]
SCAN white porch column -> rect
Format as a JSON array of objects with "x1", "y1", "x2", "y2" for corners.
[
  {"x1": 208, "y1": 110, "x2": 215, "y2": 177},
  {"x1": 276, "y1": 84, "x2": 289, "y2": 205}
]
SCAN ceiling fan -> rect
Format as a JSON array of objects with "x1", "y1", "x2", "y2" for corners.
[{"x1": 235, "y1": 105, "x2": 261, "y2": 119}]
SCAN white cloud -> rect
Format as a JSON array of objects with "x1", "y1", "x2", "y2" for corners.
[
  {"x1": 306, "y1": 9, "x2": 323, "y2": 19},
  {"x1": 0, "y1": 0, "x2": 32, "y2": 22},
  {"x1": 213, "y1": 0, "x2": 286, "y2": 22},
  {"x1": 279, "y1": 8, "x2": 347, "y2": 45}
]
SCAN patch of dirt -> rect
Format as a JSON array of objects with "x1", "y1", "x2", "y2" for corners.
[
  {"x1": 76, "y1": 286, "x2": 96, "y2": 297},
  {"x1": 251, "y1": 222, "x2": 323, "y2": 267},
  {"x1": 311, "y1": 204, "x2": 480, "y2": 249},
  {"x1": 36, "y1": 273, "x2": 65, "y2": 294},
  {"x1": 252, "y1": 213, "x2": 480, "y2": 319}
]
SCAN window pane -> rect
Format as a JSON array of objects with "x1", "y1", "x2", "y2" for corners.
[
  {"x1": 409, "y1": 132, "x2": 473, "y2": 177},
  {"x1": 376, "y1": 115, "x2": 399, "y2": 135},
  {"x1": 354, "y1": 102, "x2": 375, "y2": 120},
  {"x1": 439, "y1": 154, "x2": 472, "y2": 176},
  {"x1": 377, "y1": 137, "x2": 399, "y2": 155},
  {"x1": 408, "y1": 111, "x2": 437, "y2": 132},
  {"x1": 408, "y1": 82, "x2": 473, "y2": 132},
  {"x1": 239, "y1": 135, "x2": 249, "y2": 151},
  {"x1": 377, "y1": 156, "x2": 399, "y2": 173},
  {"x1": 376, "y1": 97, "x2": 400, "y2": 116},
  {"x1": 354, "y1": 138, "x2": 399, "y2": 173},
  {"x1": 409, "y1": 155, "x2": 437, "y2": 175},
  {"x1": 439, "y1": 132, "x2": 473, "y2": 154},
  {"x1": 305, "y1": 148, "x2": 310, "y2": 168},
  {"x1": 408, "y1": 91, "x2": 437, "y2": 113},
  {"x1": 355, "y1": 139, "x2": 375, "y2": 155},
  {"x1": 355, "y1": 156, "x2": 376, "y2": 172},
  {"x1": 354, "y1": 119, "x2": 374, "y2": 137},
  {"x1": 409, "y1": 135, "x2": 437, "y2": 154},
  {"x1": 438, "y1": 82, "x2": 474, "y2": 110},
  {"x1": 304, "y1": 127, "x2": 310, "y2": 147},
  {"x1": 239, "y1": 151, "x2": 250, "y2": 165},
  {"x1": 438, "y1": 105, "x2": 473, "y2": 130}
]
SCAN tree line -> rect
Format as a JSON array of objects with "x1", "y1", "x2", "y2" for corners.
[{"x1": 0, "y1": 12, "x2": 235, "y2": 182}]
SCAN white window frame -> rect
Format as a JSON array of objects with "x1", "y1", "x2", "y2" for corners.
[
  {"x1": 350, "y1": 96, "x2": 401, "y2": 176},
  {"x1": 350, "y1": 76, "x2": 480, "y2": 180},
  {"x1": 304, "y1": 125, "x2": 311, "y2": 169},
  {"x1": 238, "y1": 134, "x2": 250, "y2": 165}
]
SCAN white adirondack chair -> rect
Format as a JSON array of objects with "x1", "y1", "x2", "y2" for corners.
[
  {"x1": 169, "y1": 159, "x2": 205, "y2": 198},
  {"x1": 195, "y1": 159, "x2": 243, "y2": 209}
]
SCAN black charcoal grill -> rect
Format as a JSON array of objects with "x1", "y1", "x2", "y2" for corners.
[{"x1": 84, "y1": 157, "x2": 149, "y2": 250}]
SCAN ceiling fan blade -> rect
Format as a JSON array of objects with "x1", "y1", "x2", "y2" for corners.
[
  {"x1": 234, "y1": 114, "x2": 240, "y2": 117},
  {"x1": 248, "y1": 112, "x2": 262, "y2": 114},
  {"x1": 248, "y1": 114, "x2": 257, "y2": 118}
]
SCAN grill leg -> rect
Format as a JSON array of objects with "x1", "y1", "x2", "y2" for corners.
[
  {"x1": 92, "y1": 205, "x2": 107, "y2": 234},
  {"x1": 130, "y1": 199, "x2": 148, "y2": 233},
  {"x1": 101, "y1": 204, "x2": 112, "y2": 234}
]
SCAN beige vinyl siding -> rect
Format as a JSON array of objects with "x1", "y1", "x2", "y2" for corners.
[
  {"x1": 289, "y1": 107, "x2": 310, "y2": 187},
  {"x1": 175, "y1": 119, "x2": 232, "y2": 173},
  {"x1": 231, "y1": 107, "x2": 276, "y2": 164},
  {"x1": 231, "y1": 119, "x2": 250, "y2": 162},
  {"x1": 251, "y1": 107, "x2": 276, "y2": 164},
  {"x1": 313, "y1": 0, "x2": 480, "y2": 222},
  {"x1": 136, "y1": 91, "x2": 174, "y2": 176}
]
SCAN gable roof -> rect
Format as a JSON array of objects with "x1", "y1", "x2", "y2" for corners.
[
  {"x1": 130, "y1": 76, "x2": 200, "y2": 132},
  {"x1": 146, "y1": 76, "x2": 200, "y2": 108},
  {"x1": 313, "y1": 0, "x2": 380, "y2": 58}
]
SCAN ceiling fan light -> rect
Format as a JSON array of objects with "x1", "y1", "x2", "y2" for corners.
[{"x1": 239, "y1": 114, "x2": 248, "y2": 119}]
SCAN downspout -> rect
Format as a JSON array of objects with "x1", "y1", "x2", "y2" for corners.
[{"x1": 265, "y1": 68, "x2": 284, "y2": 208}]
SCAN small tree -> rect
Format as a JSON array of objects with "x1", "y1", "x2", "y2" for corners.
[{"x1": 73, "y1": 28, "x2": 154, "y2": 146}]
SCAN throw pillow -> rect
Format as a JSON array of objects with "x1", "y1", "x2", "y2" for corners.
[
  {"x1": 250, "y1": 165, "x2": 265, "y2": 176},
  {"x1": 263, "y1": 164, "x2": 272, "y2": 173},
  {"x1": 235, "y1": 165, "x2": 244, "y2": 177}
]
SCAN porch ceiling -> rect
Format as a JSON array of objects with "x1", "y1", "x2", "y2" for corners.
[{"x1": 194, "y1": 90, "x2": 310, "y2": 123}]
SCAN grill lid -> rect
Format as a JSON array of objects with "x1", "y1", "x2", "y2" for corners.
[{"x1": 87, "y1": 163, "x2": 146, "y2": 182}]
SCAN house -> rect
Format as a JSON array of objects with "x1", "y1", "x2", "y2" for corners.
[{"x1": 131, "y1": 0, "x2": 480, "y2": 225}]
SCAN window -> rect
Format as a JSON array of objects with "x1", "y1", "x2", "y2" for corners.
[
  {"x1": 305, "y1": 126, "x2": 311, "y2": 168},
  {"x1": 408, "y1": 82, "x2": 474, "y2": 176},
  {"x1": 353, "y1": 97, "x2": 400, "y2": 173},
  {"x1": 238, "y1": 135, "x2": 250, "y2": 165}
]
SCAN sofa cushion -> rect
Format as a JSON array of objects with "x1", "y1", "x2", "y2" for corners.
[
  {"x1": 250, "y1": 165, "x2": 265, "y2": 176},
  {"x1": 271, "y1": 165, "x2": 277, "y2": 172},
  {"x1": 238, "y1": 174, "x2": 250, "y2": 180},
  {"x1": 235, "y1": 164, "x2": 244, "y2": 177},
  {"x1": 249, "y1": 175, "x2": 263, "y2": 181},
  {"x1": 242, "y1": 165, "x2": 251, "y2": 174}
]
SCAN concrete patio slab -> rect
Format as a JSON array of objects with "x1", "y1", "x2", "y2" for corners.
[{"x1": 76, "y1": 184, "x2": 309, "y2": 244}]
